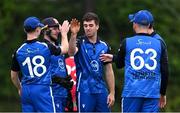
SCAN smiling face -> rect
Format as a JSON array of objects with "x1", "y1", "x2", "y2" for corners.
[{"x1": 83, "y1": 20, "x2": 99, "y2": 38}]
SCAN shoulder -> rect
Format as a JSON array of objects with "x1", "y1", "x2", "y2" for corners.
[
  {"x1": 35, "y1": 41, "x2": 49, "y2": 47},
  {"x1": 16, "y1": 43, "x2": 27, "y2": 53},
  {"x1": 77, "y1": 35, "x2": 85, "y2": 41},
  {"x1": 153, "y1": 33, "x2": 167, "y2": 47},
  {"x1": 75, "y1": 36, "x2": 85, "y2": 46},
  {"x1": 99, "y1": 39, "x2": 109, "y2": 47}
]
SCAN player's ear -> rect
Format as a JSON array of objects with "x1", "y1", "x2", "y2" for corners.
[
  {"x1": 96, "y1": 24, "x2": 99, "y2": 30},
  {"x1": 35, "y1": 27, "x2": 41, "y2": 34}
]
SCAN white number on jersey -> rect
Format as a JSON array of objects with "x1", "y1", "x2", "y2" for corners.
[
  {"x1": 130, "y1": 48, "x2": 157, "y2": 70},
  {"x1": 22, "y1": 55, "x2": 47, "y2": 77}
]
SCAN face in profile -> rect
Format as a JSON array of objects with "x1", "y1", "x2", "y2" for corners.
[
  {"x1": 83, "y1": 20, "x2": 99, "y2": 38},
  {"x1": 49, "y1": 26, "x2": 60, "y2": 40}
]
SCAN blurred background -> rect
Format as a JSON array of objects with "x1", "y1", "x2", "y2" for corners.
[{"x1": 0, "y1": 0, "x2": 179, "y2": 112}]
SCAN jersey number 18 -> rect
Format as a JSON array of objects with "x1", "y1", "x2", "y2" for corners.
[{"x1": 22, "y1": 55, "x2": 47, "y2": 77}]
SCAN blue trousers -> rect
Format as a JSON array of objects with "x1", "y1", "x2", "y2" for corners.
[
  {"x1": 53, "y1": 96, "x2": 67, "y2": 112},
  {"x1": 21, "y1": 84, "x2": 56, "y2": 112},
  {"x1": 77, "y1": 92, "x2": 110, "y2": 112},
  {"x1": 121, "y1": 97, "x2": 159, "y2": 112}
]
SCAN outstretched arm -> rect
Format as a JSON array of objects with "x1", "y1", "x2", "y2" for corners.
[
  {"x1": 100, "y1": 54, "x2": 113, "y2": 62},
  {"x1": 68, "y1": 18, "x2": 80, "y2": 56},
  {"x1": 60, "y1": 20, "x2": 70, "y2": 54},
  {"x1": 100, "y1": 39, "x2": 126, "y2": 69}
]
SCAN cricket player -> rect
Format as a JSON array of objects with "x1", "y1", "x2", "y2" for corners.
[
  {"x1": 68, "y1": 12, "x2": 115, "y2": 112},
  {"x1": 41, "y1": 17, "x2": 73, "y2": 112},
  {"x1": 10, "y1": 16, "x2": 68, "y2": 112},
  {"x1": 100, "y1": 10, "x2": 169, "y2": 112}
]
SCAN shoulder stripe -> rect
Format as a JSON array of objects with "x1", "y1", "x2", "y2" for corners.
[
  {"x1": 36, "y1": 41, "x2": 48, "y2": 47},
  {"x1": 16, "y1": 43, "x2": 27, "y2": 53},
  {"x1": 100, "y1": 40, "x2": 108, "y2": 47}
]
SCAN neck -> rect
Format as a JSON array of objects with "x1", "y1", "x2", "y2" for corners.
[
  {"x1": 87, "y1": 33, "x2": 97, "y2": 44},
  {"x1": 27, "y1": 33, "x2": 38, "y2": 40},
  {"x1": 148, "y1": 28, "x2": 154, "y2": 34},
  {"x1": 44, "y1": 35, "x2": 55, "y2": 44},
  {"x1": 135, "y1": 28, "x2": 149, "y2": 34}
]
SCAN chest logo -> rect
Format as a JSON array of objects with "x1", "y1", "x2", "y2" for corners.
[
  {"x1": 58, "y1": 59, "x2": 65, "y2": 70},
  {"x1": 90, "y1": 60, "x2": 99, "y2": 72}
]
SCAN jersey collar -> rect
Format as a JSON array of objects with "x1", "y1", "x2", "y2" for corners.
[
  {"x1": 84, "y1": 35, "x2": 100, "y2": 44},
  {"x1": 150, "y1": 32, "x2": 157, "y2": 37},
  {"x1": 25, "y1": 39, "x2": 38, "y2": 43},
  {"x1": 135, "y1": 33, "x2": 151, "y2": 36}
]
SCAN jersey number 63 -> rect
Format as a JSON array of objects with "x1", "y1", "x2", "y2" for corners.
[{"x1": 130, "y1": 48, "x2": 157, "y2": 70}]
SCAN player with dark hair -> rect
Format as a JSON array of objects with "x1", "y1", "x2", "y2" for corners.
[
  {"x1": 41, "y1": 17, "x2": 73, "y2": 112},
  {"x1": 100, "y1": 10, "x2": 169, "y2": 112},
  {"x1": 68, "y1": 12, "x2": 115, "y2": 112},
  {"x1": 10, "y1": 16, "x2": 68, "y2": 112}
]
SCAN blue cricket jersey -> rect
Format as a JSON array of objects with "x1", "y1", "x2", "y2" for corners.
[
  {"x1": 11, "y1": 39, "x2": 61, "y2": 85},
  {"x1": 113, "y1": 33, "x2": 168, "y2": 98},
  {"x1": 43, "y1": 39, "x2": 68, "y2": 97},
  {"x1": 123, "y1": 34, "x2": 162, "y2": 98},
  {"x1": 75, "y1": 36, "x2": 110, "y2": 94},
  {"x1": 151, "y1": 32, "x2": 167, "y2": 47},
  {"x1": 50, "y1": 50, "x2": 68, "y2": 97}
]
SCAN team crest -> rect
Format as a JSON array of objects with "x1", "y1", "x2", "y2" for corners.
[
  {"x1": 90, "y1": 60, "x2": 99, "y2": 72},
  {"x1": 58, "y1": 59, "x2": 65, "y2": 70}
]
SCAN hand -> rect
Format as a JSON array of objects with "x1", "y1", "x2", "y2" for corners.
[
  {"x1": 159, "y1": 95, "x2": 166, "y2": 108},
  {"x1": 107, "y1": 93, "x2": 115, "y2": 108},
  {"x1": 99, "y1": 54, "x2": 113, "y2": 62},
  {"x1": 60, "y1": 20, "x2": 70, "y2": 35},
  {"x1": 70, "y1": 18, "x2": 80, "y2": 34}
]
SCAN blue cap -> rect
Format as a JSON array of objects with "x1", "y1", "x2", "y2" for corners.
[
  {"x1": 128, "y1": 10, "x2": 154, "y2": 25},
  {"x1": 24, "y1": 17, "x2": 44, "y2": 30}
]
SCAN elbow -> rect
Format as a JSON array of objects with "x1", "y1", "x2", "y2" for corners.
[
  {"x1": 61, "y1": 46, "x2": 69, "y2": 54},
  {"x1": 68, "y1": 50, "x2": 75, "y2": 56},
  {"x1": 68, "y1": 47, "x2": 77, "y2": 56},
  {"x1": 11, "y1": 71, "x2": 18, "y2": 81}
]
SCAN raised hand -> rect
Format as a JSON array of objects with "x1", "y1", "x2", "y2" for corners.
[
  {"x1": 60, "y1": 20, "x2": 70, "y2": 35},
  {"x1": 70, "y1": 18, "x2": 80, "y2": 34}
]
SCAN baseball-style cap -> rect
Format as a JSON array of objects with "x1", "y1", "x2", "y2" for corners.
[
  {"x1": 42, "y1": 17, "x2": 59, "y2": 28},
  {"x1": 128, "y1": 10, "x2": 154, "y2": 25},
  {"x1": 24, "y1": 16, "x2": 44, "y2": 32}
]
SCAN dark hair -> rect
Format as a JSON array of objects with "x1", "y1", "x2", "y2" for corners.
[
  {"x1": 149, "y1": 23, "x2": 154, "y2": 29},
  {"x1": 24, "y1": 26, "x2": 36, "y2": 33},
  {"x1": 82, "y1": 12, "x2": 99, "y2": 25}
]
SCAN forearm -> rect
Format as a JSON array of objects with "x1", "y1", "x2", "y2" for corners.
[
  {"x1": 160, "y1": 43, "x2": 169, "y2": 95},
  {"x1": 11, "y1": 70, "x2": 21, "y2": 90},
  {"x1": 160, "y1": 57, "x2": 169, "y2": 95},
  {"x1": 105, "y1": 64, "x2": 115, "y2": 95},
  {"x1": 60, "y1": 32, "x2": 69, "y2": 54},
  {"x1": 68, "y1": 33, "x2": 78, "y2": 56}
]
